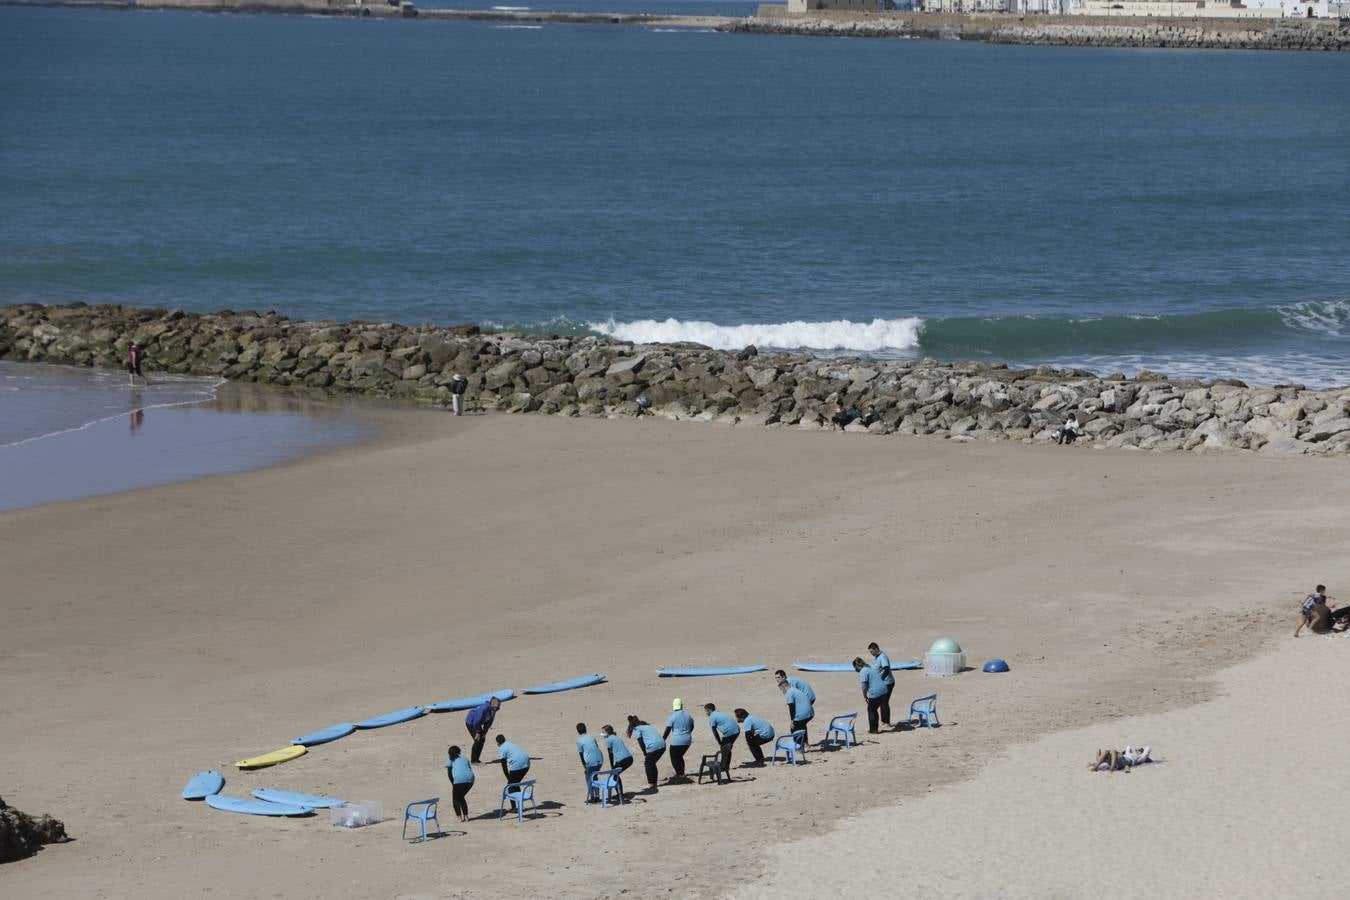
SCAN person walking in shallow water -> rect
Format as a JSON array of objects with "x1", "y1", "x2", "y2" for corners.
[{"x1": 126, "y1": 341, "x2": 149, "y2": 385}]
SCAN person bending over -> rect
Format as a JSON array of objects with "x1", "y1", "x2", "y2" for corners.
[
  {"x1": 626, "y1": 715, "x2": 667, "y2": 792},
  {"x1": 867, "y1": 642, "x2": 896, "y2": 726},
  {"x1": 464, "y1": 696, "x2": 501, "y2": 764},
  {"x1": 576, "y1": 723, "x2": 604, "y2": 803},
  {"x1": 494, "y1": 733, "x2": 530, "y2": 784},
  {"x1": 445, "y1": 745, "x2": 474, "y2": 822},
  {"x1": 705, "y1": 703, "x2": 740, "y2": 776},
  {"x1": 601, "y1": 724, "x2": 635, "y2": 781},
  {"x1": 735, "y1": 708, "x2": 775, "y2": 765},
  {"x1": 779, "y1": 679, "x2": 815, "y2": 747},
  {"x1": 853, "y1": 656, "x2": 889, "y2": 734},
  {"x1": 663, "y1": 698, "x2": 695, "y2": 781}
]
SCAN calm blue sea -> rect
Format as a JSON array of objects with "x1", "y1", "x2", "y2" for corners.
[{"x1": 2, "y1": 6, "x2": 1350, "y2": 388}]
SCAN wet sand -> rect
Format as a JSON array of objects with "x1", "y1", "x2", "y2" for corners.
[{"x1": 0, "y1": 409, "x2": 1344, "y2": 898}]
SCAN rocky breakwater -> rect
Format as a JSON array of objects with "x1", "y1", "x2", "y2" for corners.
[
  {"x1": 0, "y1": 797, "x2": 69, "y2": 863},
  {"x1": 729, "y1": 10, "x2": 1350, "y2": 53},
  {"x1": 4, "y1": 302, "x2": 1350, "y2": 457}
]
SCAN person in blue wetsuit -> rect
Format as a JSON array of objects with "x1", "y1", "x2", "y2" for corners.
[
  {"x1": 773, "y1": 669, "x2": 816, "y2": 708},
  {"x1": 600, "y1": 724, "x2": 636, "y2": 784},
  {"x1": 868, "y1": 642, "x2": 896, "y2": 726},
  {"x1": 576, "y1": 723, "x2": 604, "y2": 803},
  {"x1": 853, "y1": 656, "x2": 889, "y2": 734},
  {"x1": 626, "y1": 715, "x2": 667, "y2": 792},
  {"x1": 734, "y1": 708, "x2": 775, "y2": 765},
  {"x1": 445, "y1": 745, "x2": 474, "y2": 822},
  {"x1": 663, "y1": 698, "x2": 695, "y2": 781},
  {"x1": 464, "y1": 695, "x2": 501, "y2": 764},
  {"x1": 779, "y1": 679, "x2": 815, "y2": 747},
  {"x1": 704, "y1": 703, "x2": 740, "y2": 777},
  {"x1": 494, "y1": 733, "x2": 531, "y2": 784}
]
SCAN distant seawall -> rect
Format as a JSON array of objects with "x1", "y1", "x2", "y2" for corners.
[
  {"x1": 9, "y1": 3, "x2": 1349, "y2": 52},
  {"x1": 5, "y1": 303, "x2": 1350, "y2": 456},
  {"x1": 736, "y1": 8, "x2": 1350, "y2": 52}
]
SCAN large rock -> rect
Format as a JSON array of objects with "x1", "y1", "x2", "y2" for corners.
[{"x1": 0, "y1": 797, "x2": 69, "y2": 863}]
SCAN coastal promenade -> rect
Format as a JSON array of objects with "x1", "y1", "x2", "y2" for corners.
[
  {"x1": 10, "y1": 1, "x2": 1349, "y2": 51},
  {"x1": 6, "y1": 302, "x2": 1350, "y2": 455}
]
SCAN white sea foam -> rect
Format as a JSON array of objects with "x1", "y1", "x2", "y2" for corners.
[
  {"x1": 491, "y1": 5, "x2": 532, "y2": 9},
  {"x1": 587, "y1": 317, "x2": 925, "y2": 353},
  {"x1": 492, "y1": 24, "x2": 544, "y2": 29},
  {"x1": 1277, "y1": 300, "x2": 1350, "y2": 337}
]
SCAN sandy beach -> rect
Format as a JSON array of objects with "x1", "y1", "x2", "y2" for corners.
[{"x1": 2, "y1": 408, "x2": 1346, "y2": 898}]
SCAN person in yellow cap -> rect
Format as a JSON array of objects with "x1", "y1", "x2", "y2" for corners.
[{"x1": 662, "y1": 698, "x2": 695, "y2": 782}]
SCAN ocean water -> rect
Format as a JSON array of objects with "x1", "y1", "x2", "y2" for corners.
[
  {"x1": 0, "y1": 360, "x2": 368, "y2": 510},
  {"x1": 2, "y1": 7, "x2": 1350, "y2": 385}
]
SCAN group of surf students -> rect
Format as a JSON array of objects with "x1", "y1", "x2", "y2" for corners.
[{"x1": 441, "y1": 643, "x2": 899, "y2": 822}]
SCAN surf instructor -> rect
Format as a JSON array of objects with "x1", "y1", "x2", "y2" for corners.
[{"x1": 465, "y1": 695, "x2": 501, "y2": 764}]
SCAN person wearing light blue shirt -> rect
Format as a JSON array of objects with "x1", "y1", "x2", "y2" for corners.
[
  {"x1": 854, "y1": 656, "x2": 888, "y2": 734},
  {"x1": 494, "y1": 734, "x2": 531, "y2": 784},
  {"x1": 704, "y1": 703, "x2": 740, "y2": 777},
  {"x1": 445, "y1": 744, "x2": 474, "y2": 822},
  {"x1": 774, "y1": 669, "x2": 816, "y2": 707},
  {"x1": 601, "y1": 724, "x2": 636, "y2": 786},
  {"x1": 663, "y1": 698, "x2": 695, "y2": 780},
  {"x1": 627, "y1": 715, "x2": 668, "y2": 792},
  {"x1": 779, "y1": 681, "x2": 815, "y2": 748},
  {"x1": 576, "y1": 723, "x2": 604, "y2": 803},
  {"x1": 734, "y1": 708, "x2": 775, "y2": 765},
  {"x1": 868, "y1": 642, "x2": 896, "y2": 726}
]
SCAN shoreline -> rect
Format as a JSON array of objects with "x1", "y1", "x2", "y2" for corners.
[
  {"x1": 1, "y1": 405, "x2": 1341, "y2": 897},
  {"x1": 5, "y1": 2, "x2": 1348, "y2": 52},
  {"x1": 5, "y1": 302, "x2": 1350, "y2": 457}
]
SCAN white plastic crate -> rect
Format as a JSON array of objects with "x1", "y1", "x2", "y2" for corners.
[
  {"x1": 330, "y1": 800, "x2": 382, "y2": 828},
  {"x1": 923, "y1": 651, "x2": 965, "y2": 677}
]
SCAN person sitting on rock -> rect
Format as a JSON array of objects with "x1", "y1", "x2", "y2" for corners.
[
  {"x1": 1055, "y1": 412, "x2": 1081, "y2": 445},
  {"x1": 862, "y1": 405, "x2": 881, "y2": 426}
]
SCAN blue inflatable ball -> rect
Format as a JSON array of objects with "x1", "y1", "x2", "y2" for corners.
[{"x1": 982, "y1": 659, "x2": 1010, "y2": 673}]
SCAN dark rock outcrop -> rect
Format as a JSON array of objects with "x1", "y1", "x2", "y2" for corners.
[{"x1": 0, "y1": 797, "x2": 70, "y2": 864}]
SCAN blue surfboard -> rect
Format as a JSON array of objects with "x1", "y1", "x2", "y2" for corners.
[
  {"x1": 252, "y1": 788, "x2": 346, "y2": 809},
  {"x1": 182, "y1": 770, "x2": 225, "y2": 800},
  {"x1": 293, "y1": 723, "x2": 357, "y2": 747},
  {"x1": 205, "y1": 794, "x2": 313, "y2": 817},
  {"x1": 354, "y1": 706, "x2": 426, "y2": 729},
  {"x1": 520, "y1": 674, "x2": 606, "y2": 694},
  {"x1": 656, "y1": 665, "x2": 767, "y2": 677},
  {"x1": 426, "y1": 689, "x2": 515, "y2": 713},
  {"x1": 794, "y1": 660, "x2": 921, "y2": 673}
]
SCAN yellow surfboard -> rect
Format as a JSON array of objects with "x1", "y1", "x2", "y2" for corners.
[{"x1": 235, "y1": 745, "x2": 307, "y2": 770}]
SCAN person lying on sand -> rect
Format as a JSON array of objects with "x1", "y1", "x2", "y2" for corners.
[{"x1": 1090, "y1": 745, "x2": 1152, "y2": 772}]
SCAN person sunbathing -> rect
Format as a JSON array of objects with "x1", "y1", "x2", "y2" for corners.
[{"x1": 1090, "y1": 745, "x2": 1151, "y2": 772}]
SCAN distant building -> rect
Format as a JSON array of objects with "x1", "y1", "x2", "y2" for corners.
[
  {"x1": 913, "y1": 0, "x2": 1011, "y2": 11},
  {"x1": 1068, "y1": 0, "x2": 1342, "y2": 14},
  {"x1": 786, "y1": 0, "x2": 891, "y2": 10}
]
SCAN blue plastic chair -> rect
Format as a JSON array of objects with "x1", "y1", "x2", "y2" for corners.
[
  {"x1": 770, "y1": 730, "x2": 808, "y2": 766},
  {"x1": 402, "y1": 798, "x2": 441, "y2": 842},
  {"x1": 590, "y1": 769, "x2": 624, "y2": 808},
  {"x1": 825, "y1": 713, "x2": 858, "y2": 748},
  {"x1": 909, "y1": 694, "x2": 940, "y2": 729},
  {"x1": 498, "y1": 780, "x2": 538, "y2": 822}
]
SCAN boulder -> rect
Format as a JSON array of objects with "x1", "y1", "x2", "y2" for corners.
[{"x1": 0, "y1": 797, "x2": 69, "y2": 863}]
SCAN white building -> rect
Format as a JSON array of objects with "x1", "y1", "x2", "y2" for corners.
[{"x1": 1070, "y1": 0, "x2": 1341, "y2": 14}]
